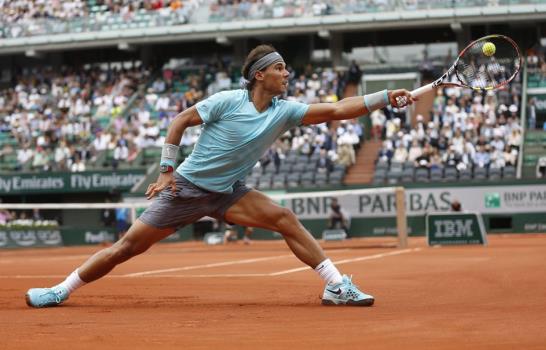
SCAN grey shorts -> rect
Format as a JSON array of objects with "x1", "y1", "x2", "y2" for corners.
[{"x1": 139, "y1": 173, "x2": 251, "y2": 229}]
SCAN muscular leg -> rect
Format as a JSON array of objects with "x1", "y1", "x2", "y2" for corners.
[
  {"x1": 225, "y1": 190, "x2": 326, "y2": 268},
  {"x1": 78, "y1": 219, "x2": 175, "y2": 282}
]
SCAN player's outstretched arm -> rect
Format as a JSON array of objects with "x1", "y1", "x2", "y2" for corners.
[
  {"x1": 301, "y1": 89, "x2": 415, "y2": 125},
  {"x1": 145, "y1": 106, "x2": 203, "y2": 199}
]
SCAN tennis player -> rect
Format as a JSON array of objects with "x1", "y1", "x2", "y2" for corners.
[{"x1": 26, "y1": 45, "x2": 415, "y2": 308}]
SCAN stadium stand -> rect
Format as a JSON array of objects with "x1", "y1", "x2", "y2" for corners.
[
  {"x1": 0, "y1": 0, "x2": 544, "y2": 224},
  {"x1": 373, "y1": 70, "x2": 524, "y2": 183},
  {"x1": 0, "y1": 0, "x2": 197, "y2": 38},
  {"x1": 0, "y1": 64, "x2": 149, "y2": 172},
  {"x1": 1, "y1": 0, "x2": 538, "y2": 40},
  {"x1": 0, "y1": 49, "x2": 363, "y2": 190}
]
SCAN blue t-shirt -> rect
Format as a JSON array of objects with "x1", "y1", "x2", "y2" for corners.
[{"x1": 178, "y1": 89, "x2": 309, "y2": 193}]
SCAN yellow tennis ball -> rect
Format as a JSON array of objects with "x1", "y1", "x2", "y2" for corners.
[{"x1": 482, "y1": 42, "x2": 496, "y2": 57}]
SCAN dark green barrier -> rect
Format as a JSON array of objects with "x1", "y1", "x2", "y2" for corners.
[
  {"x1": 0, "y1": 169, "x2": 146, "y2": 195},
  {"x1": 59, "y1": 226, "x2": 194, "y2": 246},
  {"x1": 0, "y1": 228, "x2": 63, "y2": 248}
]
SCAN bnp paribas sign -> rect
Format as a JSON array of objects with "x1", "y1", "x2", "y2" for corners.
[
  {"x1": 484, "y1": 193, "x2": 501, "y2": 208},
  {"x1": 0, "y1": 170, "x2": 145, "y2": 195}
]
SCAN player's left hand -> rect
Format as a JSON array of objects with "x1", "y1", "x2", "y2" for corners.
[{"x1": 388, "y1": 89, "x2": 417, "y2": 108}]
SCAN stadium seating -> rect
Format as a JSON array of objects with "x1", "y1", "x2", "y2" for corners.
[{"x1": 373, "y1": 79, "x2": 524, "y2": 182}]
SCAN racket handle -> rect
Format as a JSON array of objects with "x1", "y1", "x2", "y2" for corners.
[
  {"x1": 410, "y1": 83, "x2": 435, "y2": 98},
  {"x1": 395, "y1": 83, "x2": 435, "y2": 108}
]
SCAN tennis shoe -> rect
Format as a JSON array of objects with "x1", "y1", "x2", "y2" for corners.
[
  {"x1": 25, "y1": 286, "x2": 69, "y2": 308},
  {"x1": 321, "y1": 275, "x2": 374, "y2": 306}
]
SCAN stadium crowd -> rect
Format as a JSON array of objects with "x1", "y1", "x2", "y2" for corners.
[
  {"x1": 1, "y1": 49, "x2": 531, "y2": 185},
  {"x1": 0, "y1": 58, "x2": 362, "y2": 186},
  {"x1": 207, "y1": 0, "x2": 510, "y2": 22},
  {"x1": 0, "y1": 0, "x2": 523, "y2": 39},
  {"x1": 0, "y1": 0, "x2": 199, "y2": 38},
  {"x1": 0, "y1": 64, "x2": 150, "y2": 172},
  {"x1": 373, "y1": 80, "x2": 522, "y2": 182}
]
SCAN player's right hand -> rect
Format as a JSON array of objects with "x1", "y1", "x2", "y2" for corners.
[
  {"x1": 145, "y1": 172, "x2": 177, "y2": 200},
  {"x1": 389, "y1": 89, "x2": 417, "y2": 108}
]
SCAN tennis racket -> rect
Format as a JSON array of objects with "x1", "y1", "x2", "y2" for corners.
[{"x1": 396, "y1": 34, "x2": 522, "y2": 107}]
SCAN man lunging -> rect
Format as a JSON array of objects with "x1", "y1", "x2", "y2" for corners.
[{"x1": 26, "y1": 45, "x2": 414, "y2": 308}]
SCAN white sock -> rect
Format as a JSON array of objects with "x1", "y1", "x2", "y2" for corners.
[
  {"x1": 315, "y1": 258, "x2": 343, "y2": 285},
  {"x1": 54, "y1": 269, "x2": 86, "y2": 294}
]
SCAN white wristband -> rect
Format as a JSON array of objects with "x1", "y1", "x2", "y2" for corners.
[
  {"x1": 161, "y1": 143, "x2": 179, "y2": 167},
  {"x1": 364, "y1": 89, "x2": 389, "y2": 112}
]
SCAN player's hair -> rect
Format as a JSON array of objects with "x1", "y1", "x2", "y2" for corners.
[{"x1": 242, "y1": 44, "x2": 277, "y2": 90}]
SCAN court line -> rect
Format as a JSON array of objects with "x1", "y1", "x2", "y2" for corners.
[
  {"x1": 131, "y1": 273, "x2": 269, "y2": 278},
  {"x1": 269, "y1": 248, "x2": 421, "y2": 276},
  {"x1": 0, "y1": 248, "x2": 421, "y2": 279},
  {"x1": 121, "y1": 249, "x2": 351, "y2": 277},
  {"x1": 0, "y1": 249, "x2": 347, "y2": 265},
  {"x1": 0, "y1": 274, "x2": 270, "y2": 279},
  {"x1": 121, "y1": 254, "x2": 294, "y2": 277},
  {"x1": 0, "y1": 255, "x2": 92, "y2": 264}
]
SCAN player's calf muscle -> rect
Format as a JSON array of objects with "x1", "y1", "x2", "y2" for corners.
[
  {"x1": 93, "y1": 239, "x2": 145, "y2": 268},
  {"x1": 108, "y1": 241, "x2": 141, "y2": 263}
]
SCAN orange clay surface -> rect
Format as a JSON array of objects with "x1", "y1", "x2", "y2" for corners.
[{"x1": 1, "y1": 234, "x2": 546, "y2": 350}]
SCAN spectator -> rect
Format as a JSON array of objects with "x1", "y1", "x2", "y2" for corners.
[
  {"x1": 443, "y1": 145, "x2": 461, "y2": 168},
  {"x1": 17, "y1": 145, "x2": 33, "y2": 169},
  {"x1": 407, "y1": 139, "x2": 422, "y2": 164},
  {"x1": 450, "y1": 200, "x2": 462, "y2": 212},
  {"x1": 32, "y1": 209, "x2": 42, "y2": 221},
  {"x1": 223, "y1": 224, "x2": 254, "y2": 245},
  {"x1": 473, "y1": 145, "x2": 491, "y2": 168},
  {"x1": 112, "y1": 139, "x2": 129, "y2": 169},
  {"x1": 429, "y1": 149, "x2": 443, "y2": 170},
  {"x1": 100, "y1": 199, "x2": 116, "y2": 229},
  {"x1": 392, "y1": 143, "x2": 408, "y2": 164},
  {"x1": 507, "y1": 129, "x2": 522, "y2": 151},
  {"x1": 537, "y1": 157, "x2": 546, "y2": 178},
  {"x1": 32, "y1": 147, "x2": 49, "y2": 171},
  {"x1": 70, "y1": 154, "x2": 86, "y2": 172},
  {"x1": 337, "y1": 142, "x2": 355, "y2": 167},
  {"x1": 503, "y1": 144, "x2": 518, "y2": 166},
  {"x1": 415, "y1": 144, "x2": 431, "y2": 168},
  {"x1": 115, "y1": 207, "x2": 129, "y2": 241},
  {"x1": 370, "y1": 109, "x2": 386, "y2": 140},
  {"x1": 54, "y1": 140, "x2": 71, "y2": 170},
  {"x1": 316, "y1": 148, "x2": 334, "y2": 173},
  {"x1": 328, "y1": 198, "x2": 349, "y2": 231},
  {"x1": 259, "y1": 146, "x2": 281, "y2": 173},
  {"x1": 0, "y1": 209, "x2": 12, "y2": 225},
  {"x1": 126, "y1": 142, "x2": 139, "y2": 165},
  {"x1": 490, "y1": 131, "x2": 505, "y2": 153}
]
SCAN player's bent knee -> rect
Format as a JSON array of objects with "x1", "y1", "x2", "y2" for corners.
[{"x1": 273, "y1": 208, "x2": 298, "y2": 233}]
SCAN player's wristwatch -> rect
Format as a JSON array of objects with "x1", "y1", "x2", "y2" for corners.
[{"x1": 159, "y1": 164, "x2": 174, "y2": 173}]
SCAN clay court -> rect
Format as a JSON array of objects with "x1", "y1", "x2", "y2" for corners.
[{"x1": 1, "y1": 234, "x2": 545, "y2": 350}]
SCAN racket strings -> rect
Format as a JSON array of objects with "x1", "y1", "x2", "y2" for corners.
[{"x1": 456, "y1": 37, "x2": 520, "y2": 90}]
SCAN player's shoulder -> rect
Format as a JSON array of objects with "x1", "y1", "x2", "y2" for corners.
[
  {"x1": 274, "y1": 96, "x2": 306, "y2": 109},
  {"x1": 209, "y1": 89, "x2": 246, "y2": 102},
  {"x1": 274, "y1": 97, "x2": 309, "y2": 118}
]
